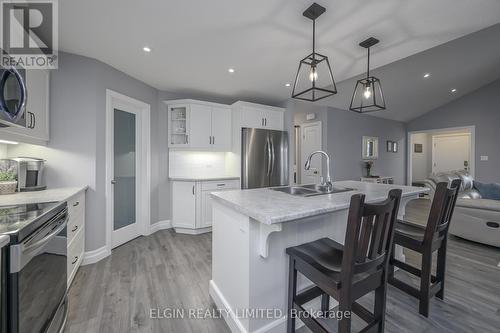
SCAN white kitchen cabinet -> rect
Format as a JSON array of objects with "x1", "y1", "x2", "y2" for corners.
[
  {"x1": 67, "y1": 189, "x2": 86, "y2": 288},
  {"x1": 189, "y1": 104, "x2": 212, "y2": 148},
  {"x1": 166, "y1": 100, "x2": 232, "y2": 151},
  {"x1": 0, "y1": 69, "x2": 50, "y2": 144},
  {"x1": 235, "y1": 102, "x2": 285, "y2": 131},
  {"x1": 211, "y1": 106, "x2": 231, "y2": 150},
  {"x1": 172, "y1": 181, "x2": 197, "y2": 230},
  {"x1": 172, "y1": 179, "x2": 239, "y2": 234}
]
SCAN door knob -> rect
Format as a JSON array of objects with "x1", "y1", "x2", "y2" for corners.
[{"x1": 111, "y1": 180, "x2": 116, "y2": 184}]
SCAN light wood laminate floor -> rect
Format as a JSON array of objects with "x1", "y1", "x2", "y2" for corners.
[{"x1": 65, "y1": 199, "x2": 500, "y2": 333}]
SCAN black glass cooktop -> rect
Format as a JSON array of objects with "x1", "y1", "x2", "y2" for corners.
[{"x1": 0, "y1": 202, "x2": 62, "y2": 242}]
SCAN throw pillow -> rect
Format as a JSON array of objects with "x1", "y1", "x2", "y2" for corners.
[{"x1": 473, "y1": 181, "x2": 500, "y2": 200}]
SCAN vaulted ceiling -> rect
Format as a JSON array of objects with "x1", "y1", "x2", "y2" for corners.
[{"x1": 59, "y1": 0, "x2": 500, "y2": 121}]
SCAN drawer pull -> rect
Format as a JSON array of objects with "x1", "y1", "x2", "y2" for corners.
[
  {"x1": 217, "y1": 183, "x2": 226, "y2": 187},
  {"x1": 71, "y1": 225, "x2": 78, "y2": 232},
  {"x1": 71, "y1": 256, "x2": 78, "y2": 265},
  {"x1": 73, "y1": 201, "x2": 80, "y2": 207}
]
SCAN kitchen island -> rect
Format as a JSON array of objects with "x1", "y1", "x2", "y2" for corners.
[{"x1": 209, "y1": 180, "x2": 428, "y2": 333}]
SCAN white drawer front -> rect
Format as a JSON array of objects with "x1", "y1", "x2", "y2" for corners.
[
  {"x1": 67, "y1": 228, "x2": 84, "y2": 286},
  {"x1": 201, "y1": 179, "x2": 240, "y2": 191},
  {"x1": 67, "y1": 191, "x2": 85, "y2": 244}
]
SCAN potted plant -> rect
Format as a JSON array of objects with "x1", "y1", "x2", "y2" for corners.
[
  {"x1": 363, "y1": 160, "x2": 374, "y2": 177},
  {"x1": 0, "y1": 165, "x2": 17, "y2": 195}
]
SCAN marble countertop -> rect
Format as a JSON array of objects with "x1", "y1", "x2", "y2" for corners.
[
  {"x1": 211, "y1": 181, "x2": 428, "y2": 225},
  {"x1": 169, "y1": 176, "x2": 240, "y2": 181},
  {"x1": 0, "y1": 186, "x2": 88, "y2": 206},
  {"x1": 0, "y1": 235, "x2": 9, "y2": 248}
]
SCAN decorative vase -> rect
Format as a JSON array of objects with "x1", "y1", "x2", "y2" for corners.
[{"x1": 0, "y1": 181, "x2": 17, "y2": 195}]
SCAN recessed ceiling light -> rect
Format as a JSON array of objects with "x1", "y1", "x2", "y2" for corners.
[
  {"x1": 143, "y1": 46, "x2": 151, "y2": 52},
  {"x1": 285, "y1": 83, "x2": 291, "y2": 87},
  {"x1": 423, "y1": 73, "x2": 430, "y2": 78},
  {"x1": 451, "y1": 88, "x2": 457, "y2": 93},
  {"x1": 228, "y1": 68, "x2": 235, "y2": 73}
]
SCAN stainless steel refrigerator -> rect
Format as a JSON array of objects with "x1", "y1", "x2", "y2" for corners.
[{"x1": 241, "y1": 128, "x2": 289, "y2": 189}]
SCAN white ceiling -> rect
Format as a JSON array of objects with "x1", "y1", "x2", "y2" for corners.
[{"x1": 59, "y1": 0, "x2": 500, "y2": 120}]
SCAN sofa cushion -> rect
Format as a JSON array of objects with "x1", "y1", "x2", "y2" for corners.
[
  {"x1": 473, "y1": 181, "x2": 500, "y2": 200},
  {"x1": 459, "y1": 189, "x2": 482, "y2": 199}
]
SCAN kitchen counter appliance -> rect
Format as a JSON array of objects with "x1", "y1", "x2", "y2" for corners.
[
  {"x1": 0, "y1": 58, "x2": 27, "y2": 128},
  {"x1": 11, "y1": 158, "x2": 46, "y2": 192},
  {"x1": 0, "y1": 201, "x2": 68, "y2": 333},
  {"x1": 241, "y1": 128, "x2": 289, "y2": 189}
]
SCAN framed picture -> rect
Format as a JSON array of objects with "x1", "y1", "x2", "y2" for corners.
[
  {"x1": 386, "y1": 141, "x2": 393, "y2": 152},
  {"x1": 392, "y1": 142, "x2": 398, "y2": 153},
  {"x1": 414, "y1": 143, "x2": 423, "y2": 153}
]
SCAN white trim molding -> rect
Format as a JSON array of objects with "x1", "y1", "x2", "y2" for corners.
[
  {"x1": 82, "y1": 246, "x2": 111, "y2": 266},
  {"x1": 407, "y1": 125, "x2": 475, "y2": 185},
  {"x1": 149, "y1": 220, "x2": 172, "y2": 235},
  {"x1": 105, "y1": 89, "x2": 151, "y2": 252}
]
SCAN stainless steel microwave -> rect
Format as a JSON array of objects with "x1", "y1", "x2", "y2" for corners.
[{"x1": 0, "y1": 61, "x2": 27, "y2": 128}]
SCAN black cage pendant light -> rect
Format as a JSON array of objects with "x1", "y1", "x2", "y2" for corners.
[
  {"x1": 292, "y1": 3, "x2": 337, "y2": 102},
  {"x1": 349, "y1": 37, "x2": 386, "y2": 113}
]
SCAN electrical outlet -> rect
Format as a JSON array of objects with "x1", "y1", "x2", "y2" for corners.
[{"x1": 480, "y1": 156, "x2": 488, "y2": 161}]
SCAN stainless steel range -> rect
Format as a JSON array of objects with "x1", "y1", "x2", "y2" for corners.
[{"x1": 0, "y1": 201, "x2": 68, "y2": 333}]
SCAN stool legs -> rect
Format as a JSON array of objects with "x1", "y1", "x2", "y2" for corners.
[
  {"x1": 287, "y1": 258, "x2": 297, "y2": 333},
  {"x1": 419, "y1": 251, "x2": 432, "y2": 317},
  {"x1": 436, "y1": 239, "x2": 447, "y2": 300}
]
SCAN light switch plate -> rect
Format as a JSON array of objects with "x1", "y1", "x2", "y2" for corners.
[
  {"x1": 480, "y1": 156, "x2": 488, "y2": 161},
  {"x1": 306, "y1": 113, "x2": 316, "y2": 120}
]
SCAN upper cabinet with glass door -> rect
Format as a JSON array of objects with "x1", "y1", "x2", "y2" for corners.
[{"x1": 166, "y1": 100, "x2": 232, "y2": 151}]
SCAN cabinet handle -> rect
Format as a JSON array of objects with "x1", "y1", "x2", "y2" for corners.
[
  {"x1": 212, "y1": 136, "x2": 215, "y2": 145},
  {"x1": 192, "y1": 185, "x2": 195, "y2": 195},
  {"x1": 217, "y1": 183, "x2": 226, "y2": 187},
  {"x1": 209, "y1": 136, "x2": 211, "y2": 144},
  {"x1": 71, "y1": 225, "x2": 78, "y2": 232},
  {"x1": 31, "y1": 113, "x2": 36, "y2": 129},
  {"x1": 265, "y1": 118, "x2": 267, "y2": 126},
  {"x1": 71, "y1": 256, "x2": 78, "y2": 265},
  {"x1": 261, "y1": 118, "x2": 264, "y2": 126},
  {"x1": 73, "y1": 201, "x2": 79, "y2": 207},
  {"x1": 186, "y1": 135, "x2": 189, "y2": 144}
]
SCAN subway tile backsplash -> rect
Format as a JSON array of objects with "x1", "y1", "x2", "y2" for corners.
[{"x1": 169, "y1": 151, "x2": 237, "y2": 178}]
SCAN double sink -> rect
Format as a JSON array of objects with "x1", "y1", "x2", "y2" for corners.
[{"x1": 271, "y1": 184, "x2": 354, "y2": 197}]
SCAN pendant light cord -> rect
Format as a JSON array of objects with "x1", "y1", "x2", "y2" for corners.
[
  {"x1": 366, "y1": 47, "x2": 370, "y2": 79},
  {"x1": 312, "y1": 19, "x2": 315, "y2": 55}
]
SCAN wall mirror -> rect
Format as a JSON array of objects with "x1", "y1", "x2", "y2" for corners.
[{"x1": 362, "y1": 136, "x2": 379, "y2": 159}]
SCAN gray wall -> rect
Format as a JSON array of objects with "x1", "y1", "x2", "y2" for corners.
[
  {"x1": 8, "y1": 52, "x2": 164, "y2": 252},
  {"x1": 407, "y1": 78, "x2": 500, "y2": 183},
  {"x1": 285, "y1": 100, "x2": 407, "y2": 185}
]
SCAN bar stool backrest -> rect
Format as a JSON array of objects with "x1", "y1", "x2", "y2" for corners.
[
  {"x1": 423, "y1": 179, "x2": 462, "y2": 245},
  {"x1": 341, "y1": 189, "x2": 402, "y2": 283}
]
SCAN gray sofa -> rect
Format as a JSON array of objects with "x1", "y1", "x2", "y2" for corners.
[{"x1": 423, "y1": 170, "x2": 500, "y2": 248}]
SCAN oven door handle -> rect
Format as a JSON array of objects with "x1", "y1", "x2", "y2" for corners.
[{"x1": 22, "y1": 217, "x2": 67, "y2": 254}]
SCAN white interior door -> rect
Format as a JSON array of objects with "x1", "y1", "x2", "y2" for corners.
[
  {"x1": 432, "y1": 134, "x2": 471, "y2": 174},
  {"x1": 300, "y1": 121, "x2": 322, "y2": 184},
  {"x1": 107, "y1": 91, "x2": 150, "y2": 250}
]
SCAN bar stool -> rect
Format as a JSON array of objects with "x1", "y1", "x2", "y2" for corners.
[
  {"x1": 286, "y1": 189, "x2": 402, "y2": 333},
  {"x1": 389, "y1": 179, "x2": 461, "y2": 317}
]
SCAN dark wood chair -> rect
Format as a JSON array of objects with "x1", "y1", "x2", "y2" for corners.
[
  {"x1": 388, "y1": 179, "x2": 461, "y2": 317},
  {"x1": 286, "y1": 189, "x2": 402, "y2": 333}
]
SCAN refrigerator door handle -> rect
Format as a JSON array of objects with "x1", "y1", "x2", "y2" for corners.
[
  {"x1": 266, "y1": 137, "x2": 272, "y2": 176},
  {"x1": 270, "y1": 137, "x2": 276, "y2": 174}
]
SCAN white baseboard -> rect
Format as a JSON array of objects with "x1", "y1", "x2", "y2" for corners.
[
  {"x1": 82, "y1": 246, "x2": 110, "y2": 266},
  {"x1": 209, "y1": 280, "x2": 248, "y2": 333},
  {"x1": 174, "y1": 226, "x2": 211, "y2": 235},
  {"x1": 149, "y1": 219, "x2": 172, "y2": 234}
]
